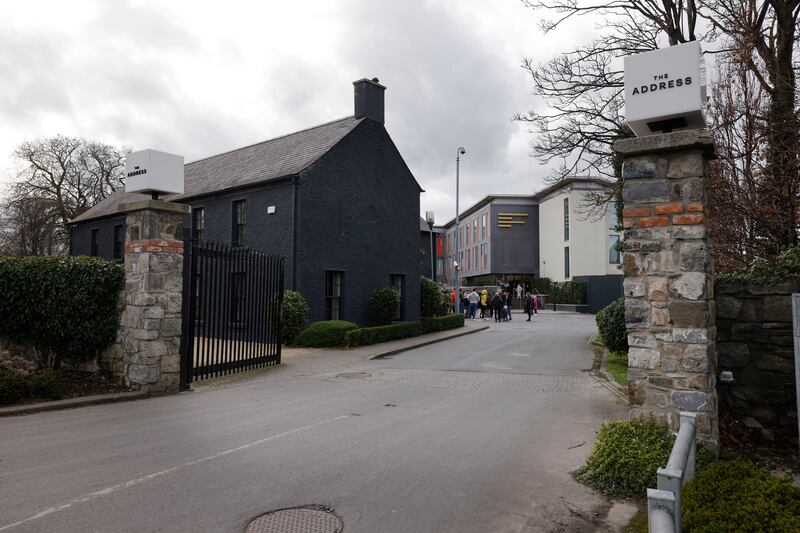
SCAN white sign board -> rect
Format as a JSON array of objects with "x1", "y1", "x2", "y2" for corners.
[
  {"x1": 125, "y1": 149, "x2": 184, "y2": 195},
  {"x1": 624, "y1": 41, "x2": 707, "y2": 137}
]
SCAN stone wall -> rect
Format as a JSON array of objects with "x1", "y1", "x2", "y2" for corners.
[
  {"x1": 615, "y1": 130, "x2": 718, "y2": 447},
  {"x1": 716, "y1": 280, "x2": 799, "y2": 427}
]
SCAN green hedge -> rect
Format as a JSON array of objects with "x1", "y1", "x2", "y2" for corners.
[
  {"x1": 531, "y1": 277, "x2": 587, "y2": 304},
  {"x1": 0, "y1": 256, "x2": 124, "y2": 367},
  {"x1": 574, "y1": 418, "x2": 714, "y2": 498},
  {"x1": 345, "y1": 322, "x2": 422, "y2": 347},
  {"x1": 596, "y1": 298, "x2": 628, "y2": 353},
  {"x1": 345, "y1": 313, "x2": 465, "y2": 348},
  {"x1": 420, "y1": 313, "x2": 465, "y2": 333},
  {"x1": 294, "y1": 320, "x2": 358, "y2": 347},
  {"x1": 683, "y1": 459, "x2": 800, "y2": 531}
]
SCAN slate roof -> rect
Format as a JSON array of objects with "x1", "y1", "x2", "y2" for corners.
[{"x1": 71, "y1": 115, "x2": 363, "y2": 223}]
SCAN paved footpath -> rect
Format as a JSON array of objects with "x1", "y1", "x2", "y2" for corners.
[{"x1": 0, "y1": 312, "x2": 626, "y2": 532}]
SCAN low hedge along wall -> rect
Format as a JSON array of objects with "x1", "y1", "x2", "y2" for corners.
[
  {"x1": 345, "y1": 314, "x2": 465, "y2": 348},
  {"x1": 0, "y1": 256, "x2": 124, "y2": 367}
]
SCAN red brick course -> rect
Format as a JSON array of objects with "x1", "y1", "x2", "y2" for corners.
[
  {"x1": 639, "y1": 216, "x2": 670, "y2": 227},
  {"x1": 673, "y1": 214, "x2": 704, "y2": 225},
  {"x1": 623, "y1": 207, "x2": 651, "y2": 217},
  {"x1": 655, "y1": 203, "x2": 685, "y2": 215}
]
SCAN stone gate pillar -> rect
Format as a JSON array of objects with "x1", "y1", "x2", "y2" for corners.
[
  {"x1": 615, "y1": 130, "x2": 719, "y2": 448},
  {"x1": 117, "y1": 199, "x2": 191, "y2": 394}
]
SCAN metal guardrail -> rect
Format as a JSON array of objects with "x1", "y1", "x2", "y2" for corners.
[{"x1": 647, "y1": 412, "x2": 697, "y2": 533}]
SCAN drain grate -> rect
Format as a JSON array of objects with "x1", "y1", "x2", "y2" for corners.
[
  {"x1": 245, "y1": 505, "x2": 343, "y2": 533},
  {"x1": 335, "y1": 372, "x2": 371, "y2": 378}
]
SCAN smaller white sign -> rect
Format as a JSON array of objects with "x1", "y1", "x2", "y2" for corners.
[
  {"x1": 125, "y1": 149, "x2": 184, "y2": 195},
  {"x1": 624, "y1": 41, "x2": 707, "y2": 137}
]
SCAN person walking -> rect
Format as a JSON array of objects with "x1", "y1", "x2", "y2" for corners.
[
  {"x1": 533, "y1": 293, "x2": 539, "y2": 315},
  {"x1": 451, "y1": 288, "x2": 456, "y2": 314},
  {"x1": 524, "y1": 292, "x2": 533, "y2": 321},
  {"x1": 461, "y1": 290, "x2": 469, "y2": 317},
  {"x1": 480, "y1": 289, "x2": 488, "y2": 320},
  {"x1": 505, "y1": 290, "x2": 513, "y2": 321}
]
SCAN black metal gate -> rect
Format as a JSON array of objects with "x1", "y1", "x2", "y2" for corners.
[{"x1": 180, "y1": 239, "x2": 284, "y2": 390}]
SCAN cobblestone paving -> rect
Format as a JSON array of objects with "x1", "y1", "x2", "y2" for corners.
[{"x1": 314, "y1": 367, "x2": 608, "y2": 396}]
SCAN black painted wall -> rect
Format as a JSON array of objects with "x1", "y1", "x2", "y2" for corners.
[
  {"x1": 489, "y1": 203, "x2": 540, "y2": 276},
  {"x1": 186, "y1": 179, "x2": 296, "y2": 288},
  {"x1": 574, "y1": 274, "x2": 623, "y2": 313},
  {"x1": 70, "y1": 214, "x2": 127, "y2": 263},
  {"x1": 294, "y1": 119, "x2": 421, "y2": 325}
]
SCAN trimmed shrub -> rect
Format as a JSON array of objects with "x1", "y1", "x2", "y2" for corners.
[
  {"x1": 0, "y1": 256, "x2": 124, "y2": 367},
  {"x1": 368, "y1": 287, "x2": 400, "y2": 325},
  {"x1": 31, "y1": 369, "x2": 62, "y2": 400},
  {"x1": 0, "y1": 367, "x2": 28, "y2": 404},
  {"x1": 281, "y1": 290, "x2": 309, "y2": 345},
  {"x1": 420, "y1": 313, "x2": 465, "y2": 334},
  {"x1": 596, "y1": 298, "x2": 628, "y2": 354},
  {"x1": 420, "y1": 277, "x2": 440, "y2": 317},
  {"x1": 574, "y1": 418, "x2": 715, "y2": 498},
  {"x1": 294, "y1": 320, "x2": 358, "y2": 347},
  {"x1": 346, "y1": 322, "x2": 422, "y2": 347},
  {"x1": 683, "y1": 459, "x2": 800, "y2": 531}
]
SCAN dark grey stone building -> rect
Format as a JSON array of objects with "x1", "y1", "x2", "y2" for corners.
[{"x1": 70, "y1": 78, "x2": 422, "y2": 326}]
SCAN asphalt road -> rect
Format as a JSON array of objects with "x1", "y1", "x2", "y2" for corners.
[{"x1": 0, "y1": 312, "x2": 626, "y2": 533}]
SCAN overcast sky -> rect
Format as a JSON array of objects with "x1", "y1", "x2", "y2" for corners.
[{"x1": 0, "y1": 0, "x2": 600, "y2": 223}]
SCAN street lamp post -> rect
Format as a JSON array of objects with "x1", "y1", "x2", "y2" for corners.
[
  {"x1": 425, "y1": 211, "x2": 435, "y2": 280},
  {"x1": 455, "y1": 147, "x2": 465, "y2": 310}
]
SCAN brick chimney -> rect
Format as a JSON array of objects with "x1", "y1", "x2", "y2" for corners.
[{"x1": 353, "y1": 77, "x2": 385, "y2": 124}]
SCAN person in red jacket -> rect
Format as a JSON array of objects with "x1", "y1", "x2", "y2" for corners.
[{"x1": 451, "y1": 288, "x2": 456, "y2": 313}]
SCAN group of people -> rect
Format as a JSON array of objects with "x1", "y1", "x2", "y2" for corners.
[{"x1": 449, "y1": 287, "x2": 541, "y2": 322}]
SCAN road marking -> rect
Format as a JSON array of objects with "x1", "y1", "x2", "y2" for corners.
[{"x1": 0, "y1": 415, "x2": 349, "y2": 532}]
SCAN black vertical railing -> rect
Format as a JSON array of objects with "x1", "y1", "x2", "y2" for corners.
[{"x1": 179, "y1": 240, "x2": 284, "y2": 389}]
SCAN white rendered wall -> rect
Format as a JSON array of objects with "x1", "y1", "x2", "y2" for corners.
[{"x1": 538, "y1": 188, "x2": 621, "y2": 281}]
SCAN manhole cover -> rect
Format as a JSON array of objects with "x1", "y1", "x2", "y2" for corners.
[
  {"x1": 245, "y1": 506, "x2": 343, "y2": 533},
  {"x1": 335, "y1": 372, "x2": 371, "y2": 378}
]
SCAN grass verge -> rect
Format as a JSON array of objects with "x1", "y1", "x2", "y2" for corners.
[{"x1": 605, "y1": 350, "x2": 628, "y2": 386}]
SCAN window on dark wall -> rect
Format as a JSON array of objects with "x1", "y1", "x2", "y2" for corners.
[
  {"x1": 230, "y1": 272, "x2": 246, "y2": 325},
  {"x1": 90, "y1": 229, "x2": 99, "y2": 257},
  {"x1": 563, "y1": 197, "x2": 570, "y2": 241},
  {"x1": 193, "y1": 207, "x2": 205, "y2": 240},
  {"x1": 113, "y1": 225, "x2": 124, "y2": 261},
  {"x1": 564, "y1": 246, "x2": 570, "y2": 279},
  {"x1": 232, "y1": 200, "x2": 246, "y2": 246},
  {"x1": 390, "y1": 274, "x2": 404, "y2": 321},
  {"x1": 325, "y1": 271, "x2": 343, "y2": 320}
]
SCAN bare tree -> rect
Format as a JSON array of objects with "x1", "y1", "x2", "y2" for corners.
[
  {"x1": 700, "y1": 0, "x2": 800, "y2": 251},
  {"x1": 6, "y1": 136, "x2": 127, "y2": 254},
  {"x1": 0, "y1": 194, "x2": 61, "y2": 256}
]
